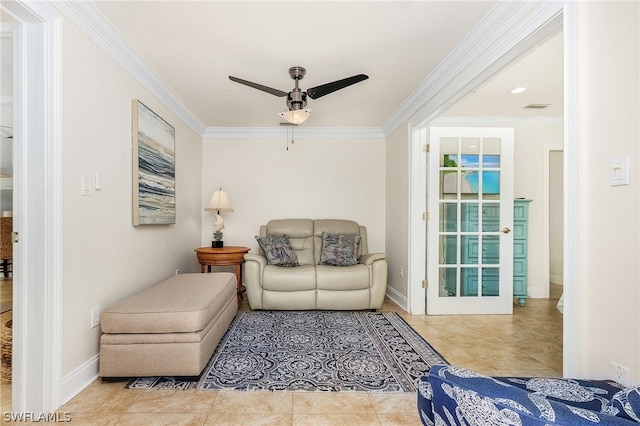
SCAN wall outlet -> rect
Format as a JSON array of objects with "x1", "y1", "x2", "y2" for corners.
[
  {"x1": 612, "y1": 362, "x2": 631, "y2": 386},
  {"x1": 91, "y1": 306, "x2": 101, "y2": 329}
]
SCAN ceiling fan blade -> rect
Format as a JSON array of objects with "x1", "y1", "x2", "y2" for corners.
[
  {"x1": 306, "y1": 74, "x2": 369, "y2": 99},
  {"x1": 228, "y1": 76, "x2": 288, "y2": 97}
]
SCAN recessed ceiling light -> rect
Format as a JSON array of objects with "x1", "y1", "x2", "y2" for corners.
[{"x1": 511, "y1": 87, "x2": 527, "y2": 94}]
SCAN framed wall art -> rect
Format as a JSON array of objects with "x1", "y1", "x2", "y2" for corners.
[{"x1": 132, "y1": 100, "x2": 176, "y2": 225}]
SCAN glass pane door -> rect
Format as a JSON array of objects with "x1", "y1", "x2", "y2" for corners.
[{"x1": 427, "y1": 127, "x2": 514, "y2": 315}]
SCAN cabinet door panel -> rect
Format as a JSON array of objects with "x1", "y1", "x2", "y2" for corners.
[
  {"x1": 514, "y1": 240, "x2": 527, "y2": 257},
  {"x1": 513, "y1": 259, "x2": 527, "y2": 276},
  {"x1": 513, "y1": 222, "x2": 528, "y2": 239}
]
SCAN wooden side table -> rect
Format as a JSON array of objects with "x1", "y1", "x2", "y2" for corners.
[{"x1": 195, "y1": 246, "x2": 250, "y2": 307}]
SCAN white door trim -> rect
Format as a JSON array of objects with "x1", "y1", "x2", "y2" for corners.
[
  {"x1": 561, "y1": 2, "x2": 578, "y2": 378},
  {"x1": 1, "y1": 0, "x2": 63, "y2": 412},
  {"x1": 408, "y1": 126, "x2": 427, "y2": 314}
]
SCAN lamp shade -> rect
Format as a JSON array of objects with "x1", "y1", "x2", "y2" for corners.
[
  {"x1": 205, "y1": 190, "x2": 234, "y2": 213},
  {"x1": 279, "y1": 108, "x2": 311, "y2": 125}
]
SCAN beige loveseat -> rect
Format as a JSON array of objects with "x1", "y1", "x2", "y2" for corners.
[{"x1": 244, "y1": 219, "x2": 387, "y2": 310}]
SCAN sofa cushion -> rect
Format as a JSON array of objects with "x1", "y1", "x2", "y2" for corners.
[
  {"x1": 316, "y1": 264, "x2": 369, "y2": 290},
  {"x1": 318, "y1": 233, "x2": 361, "y2": 266},
  {"x1": 609, "y1": 385, "x2": 640, "y2": 422},
  {"x1": 263, "y1": 264, "x2": 316, "y2": 291},
  {"x1": 255, "y1": 235, "x2": 299, "y2": 267}
]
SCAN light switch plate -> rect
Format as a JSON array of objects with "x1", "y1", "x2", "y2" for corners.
[
  {"x1": 81, "y1": 175, "x2": 91, "y2": 196},
  {"x1": 610, "y1": 156, "x2": 630, "y2": 186}
]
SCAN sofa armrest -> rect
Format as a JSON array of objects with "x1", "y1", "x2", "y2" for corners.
[
  {"x1": 244, "y1": 253, "x2": 267, "y2": 269},
  {"x1": 359, "y1": 252, "x2": 386, "y2": 266},
  {"x1": 359, "y1": 253, "x2": 387, "y2": 309},
  {"x1": 243, "y1": 253, "x2": 267, "y2": 309}
]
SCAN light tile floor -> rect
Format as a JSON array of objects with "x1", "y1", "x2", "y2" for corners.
[{"x1": 2, "y1": 284, "x2": 563, "y2": 425}]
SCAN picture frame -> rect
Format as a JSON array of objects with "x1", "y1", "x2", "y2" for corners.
[{"x1": 132, "y1": 100, "x2": 176, "y2": 225}]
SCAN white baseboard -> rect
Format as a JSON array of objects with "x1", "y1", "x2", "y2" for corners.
[
  {"x1": 528, "y1": 285, "x2": 551, "y2": 299},
  {"x1": 550, "y1": 274, "x2": 564, "y2": 285},
  {"x1": 385, "y1": 286, "x2": 409, "y2": 312},
  {"x1": 61, "y1": 354, "x2": 99, "y2": 406}
]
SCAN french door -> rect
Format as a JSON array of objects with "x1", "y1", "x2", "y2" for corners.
[{"x1": 426, "y1": 127, "x2": 514, "y2": 315}]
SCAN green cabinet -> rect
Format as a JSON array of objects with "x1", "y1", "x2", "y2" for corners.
[
  {"x1": 512, "y1": 199, "x2": 532, "y2": 306},
  {"x1": 442, "y1": 199, "x2": 532, "y2": 306}
]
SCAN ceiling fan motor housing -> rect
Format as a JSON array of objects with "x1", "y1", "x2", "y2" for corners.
[
  {"x1": 289, "y1": 66, "x2": 306, "y2": 80},
  {"x1": 287, "y1": 89, "x2": 307, "y2": 111},
  {"x1": 287, "y1": 67, "x2": 307, "y2": 110}
]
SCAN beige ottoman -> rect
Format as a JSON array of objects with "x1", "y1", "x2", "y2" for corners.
[{"x1": 99, "y1": 272, "x2": 237, "y2": 378}]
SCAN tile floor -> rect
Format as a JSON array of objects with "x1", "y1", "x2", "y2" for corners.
[{"x1": 1, "y1": 283, "x2": 563, "y2": 425}]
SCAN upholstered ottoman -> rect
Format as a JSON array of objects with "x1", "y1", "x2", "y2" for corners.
[{"x1": 99, "y1": 272, "x2": 237, "y2": 378}]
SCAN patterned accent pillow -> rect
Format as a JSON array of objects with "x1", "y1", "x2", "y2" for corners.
[
  {"x1": 255, "y1": 236, "x2": 299, "y2": 267},
  {"x1": 609, "y1": 385, "x2": 640, "y2": 422},
  {"x1": 318, "y1": 233, "x2": 360, "y2": 266}
]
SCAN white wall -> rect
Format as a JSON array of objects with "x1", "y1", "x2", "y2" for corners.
[
  {"x1": 385, "y1": 124, "x2": 410, "y2": 301},
  {"x1": 201, "y1": 137, "x2": 386, "y2": 256},
  {"x1": 60, "y1": 21, "x2": 203, "y2": 377},
  {"x1": 512, "y1": 124, "x2": 563, "y2": 298},
  {"x1": 576, "y1": 1, "x2": 639, "y2": 382},
  {"x1": 549, "y1": 151, "x2": 563, "y2": 284}
]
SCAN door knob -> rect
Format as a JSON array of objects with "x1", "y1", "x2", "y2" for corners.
[{"x1": 502, "y1": 227, "x2": 511, "y2": 234}]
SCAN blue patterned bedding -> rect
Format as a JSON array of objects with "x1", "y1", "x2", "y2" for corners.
[{"x1": 418, "y1": 365, "x2": 639, "y2": 425}]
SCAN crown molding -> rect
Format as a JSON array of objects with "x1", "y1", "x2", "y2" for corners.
[
  {"x1": 52, "y1": 1, "x2": 207, "y2": 136},
  {"x1": 430, "y1": 116, "x2": 563, "y2": 127},
  {"x1": 203, "y1": 126, "x2": 385, "y2": 140},
  {"x1": 382, "y1": 1, "x2": 565, "y2": 136}
]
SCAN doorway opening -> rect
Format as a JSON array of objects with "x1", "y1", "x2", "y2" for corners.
[{"x1": 407, "y1": 3, "x2": 576, "y2": 376}]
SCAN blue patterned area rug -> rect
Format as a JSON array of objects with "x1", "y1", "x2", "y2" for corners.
[{"x1": 126, "y1": 310, "x2": 448, "y2": 392}]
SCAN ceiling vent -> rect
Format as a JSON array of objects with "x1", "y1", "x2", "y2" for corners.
[{"x1": 523, "y1": 103, "x2": 551, "y2": 109}]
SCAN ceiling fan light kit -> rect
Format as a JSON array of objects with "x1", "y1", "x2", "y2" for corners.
[
  {"x1": 229, "y1": 66, "x2": 368, "y2": 125},
  {"x1": 279, "y1": 109, "x2": 311, "y2": 125}
]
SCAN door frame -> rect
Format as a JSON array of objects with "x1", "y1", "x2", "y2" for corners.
[
  {"x1": 408, "y1": 2, "x2": 577, "y2": 377},
  {"x1": 1, "y1": 1, "x2": 62, "y2": 412}
]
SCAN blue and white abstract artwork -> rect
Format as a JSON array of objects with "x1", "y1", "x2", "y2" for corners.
[{"x1": 132, "y1": 100, "x2": 175, "y2": 225}]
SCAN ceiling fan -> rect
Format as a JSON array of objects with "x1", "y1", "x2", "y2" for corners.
[{"x1": 228, "y1": 66, "x2": 368, "y2": 124}]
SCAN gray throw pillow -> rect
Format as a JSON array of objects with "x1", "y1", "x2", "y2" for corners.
[
  {"x1": 318, "y1": 233, "x2": 360, "y2": 266},
  {"x1": 255, "y1": 235, "x2": 299, "y2": 267}
]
